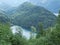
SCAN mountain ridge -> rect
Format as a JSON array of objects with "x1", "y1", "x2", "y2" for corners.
[
  {"x1": 0, "y1": 9, "x2": 10, "y2": 23},
  {"x1": 10, "y1": 2, "x2": 56, "y2": 30}
]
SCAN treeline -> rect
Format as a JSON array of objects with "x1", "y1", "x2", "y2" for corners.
[{"x1": 0, "y1": 11, "x2": 60, "y2": 45}]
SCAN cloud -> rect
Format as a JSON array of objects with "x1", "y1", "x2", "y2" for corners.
[
  {"x1": 0, "y1": 0, "x2": 28, "y2": 7},
  {"x1": 40, "y1": 0, "x2": 48, "y2": 3},
  {"x1": 29, "y1": 0, "x2": 48, "y2": 4},
  {"x1": 54, "y1": 13, "x2": 58, "y2": 16}
]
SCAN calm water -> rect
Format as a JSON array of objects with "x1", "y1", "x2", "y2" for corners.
[{"x1": 11, "y1": 25, "x2": 36, "y2": 39}]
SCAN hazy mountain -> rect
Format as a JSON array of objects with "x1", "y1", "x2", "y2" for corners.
[
  {"x1": 0, "y1": 0, "x2": 59, "y2": 14},
  {"x1": 11, "y1": 2, "x2": 56, "y2": 30},
  {"x1": 28, "y1": 0, "x2": 60, "y2": 13},
  {"x1": 0, "y1": 9, "x2": 9, "y2": 23},
  {"x1": 0, "y1": 2, "x2": 15, "y2": 15}
]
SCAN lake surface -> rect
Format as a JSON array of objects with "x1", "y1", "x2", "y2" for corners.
[{"x1": 11, "y1": 25, "x2": 36, "y2": 39}]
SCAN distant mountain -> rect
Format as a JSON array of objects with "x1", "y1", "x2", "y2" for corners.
[
  {"x1": 11, "y1": 2, "x2": 56, "y2": 30},
  {"x1": 0, "y1": 2, "x2": 15, "y2": 15},
  {"x1": 28, "y1": 0, "x2": 60, "y2": 13},
  {"x1": 0, "y1": 9, "x2": 9, "y2": 23}
]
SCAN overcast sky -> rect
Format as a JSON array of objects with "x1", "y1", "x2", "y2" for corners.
[
  {"x1": 0, "y1": 0, "x2": 54, "y2": 6},
  {"x1": 0, "y1": 0, "x2": 60, "y2": 13},
  {"x1": 0, "y1": 0, "x2": 60, "y2": 7},
  {"x1": 0, "y1": 0, "x2": 28, "y2": 6}
]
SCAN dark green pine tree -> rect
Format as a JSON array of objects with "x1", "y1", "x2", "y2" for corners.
[
  {"x1": 36, "y1": 22, "x2": 44, "y2": 38},
  {"x1": 48, "y1": 10, "x2": 60, "y2": 45},
  {"x1": 56, "y1": 10, "x2": 60, "y2": 30}
]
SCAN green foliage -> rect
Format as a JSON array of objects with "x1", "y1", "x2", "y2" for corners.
[
  {"x1": 0, "y1": 23, "x2": 12, "y2": 45},
  {"x1": 36, "y1": 22, "x2": 44, "y2": 38},
  {"x1": 28, "y1": 10, "x2": 60, "y2": 45},
  {"x1": 56, "y1": 10, "x2": 60, "y2": 30},
  {"x1": 48, "y1": 10, "x2": 60, "y2": 45},
  {"x1": 0, "y1": 23, "x2": 28, "y2": 45},
  {"x1": 30, "y1": 26, "x2": 36, "y2": 39},
  {"x1": 10, "y1": 33, "x2": 27, "y2": 45}
]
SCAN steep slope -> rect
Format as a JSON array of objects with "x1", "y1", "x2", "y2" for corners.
[
  {"x1": 28, "y1": 0, "x2": 60, "y2": 13},
  {"x1": 11, "y1": 2, "x2": 56, "y2": 30},
  {"x1": 0, "y1": 2, "x2": 15, "y2": 15},
  {"x1": 0, "y1": 10, "x2": 9, "y2": 23}
]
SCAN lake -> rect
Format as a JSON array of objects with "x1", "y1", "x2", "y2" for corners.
[{"x1": 11, "y1": 25, "x2": 36, "y2": 39}]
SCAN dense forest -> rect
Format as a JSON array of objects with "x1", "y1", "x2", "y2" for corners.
[{"x1": 0, "y1": 10, "x2": 60, "y2": 45}]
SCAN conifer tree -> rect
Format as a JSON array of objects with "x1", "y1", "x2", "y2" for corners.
[
  {"x1": 56, "y1": 10, "x2": 60, "y2": 30},
  {"x1": 48, "y1": 10, "x2": 60, "y2": 45},
  {"x1": 36, "y1": 22, "x2": 44, "y2": 38}
]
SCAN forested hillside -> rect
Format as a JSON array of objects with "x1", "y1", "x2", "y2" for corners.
[
  {"x1": 11, "y1": 2, "x2": 56, "y2": 30},
  {"x1": 0, "y1": 10, "x2": 60, "y2": 45},
  {"x1": 0, "y1": 10, "x2": 9, "y2": 23},
  {"x1": 0, "y1": 1, "x2": 60, "y2": 45}
]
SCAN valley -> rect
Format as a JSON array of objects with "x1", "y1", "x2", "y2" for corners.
[{"x1": 0, "y1": 1, "x2": 60, "y2": 45}]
